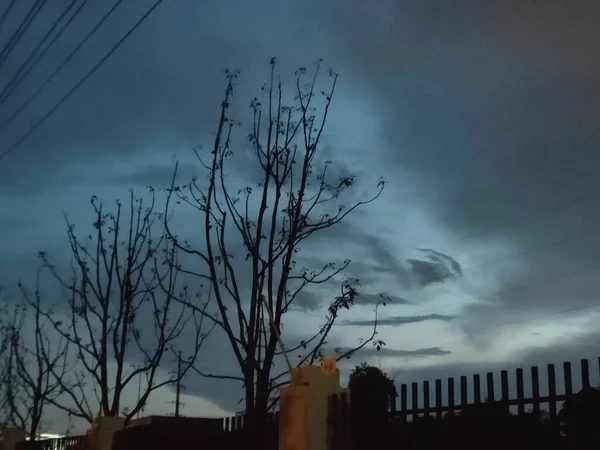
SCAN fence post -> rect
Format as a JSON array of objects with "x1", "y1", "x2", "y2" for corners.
[
  {"x1": 0, "y1": 428, "x2": 26, "y2": 450},
  {"x1": 87, "y1": 416, "x2": 125, "y2": 450},
  {"x1": 279, "y1": 365, "x2": 346, "y2": 450}
]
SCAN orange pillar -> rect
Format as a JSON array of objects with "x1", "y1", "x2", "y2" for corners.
[{"x1": 279, "y1": 364, "x2": 347, "y2": 450}]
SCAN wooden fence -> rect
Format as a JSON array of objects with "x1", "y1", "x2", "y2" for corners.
[
  {"x1": 15, "y1": 435, "x2": 87, "y2": 450},
  {"x1": 329, "y1": 357, "x2": 600, "y2": 450},
  {"x1": 221, "y1": 412, "x2": 279, "y2": 449}
]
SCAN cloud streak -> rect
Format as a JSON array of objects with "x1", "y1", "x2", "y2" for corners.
[
  {"x1": 342, "y1": 314, "x2": 455, "y2": 327},
  {"x1": 364, "y1": 346, "x2": 451, "y2": 358}
]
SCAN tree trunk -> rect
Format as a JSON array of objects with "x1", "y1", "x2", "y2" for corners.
[{"x1": 244, "y1": 364, "x2": 256, "y2": 415}]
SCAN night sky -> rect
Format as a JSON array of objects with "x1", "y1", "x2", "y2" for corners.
[{"x1": 1, "y1": 0, "x2": 599, "y2": 433}]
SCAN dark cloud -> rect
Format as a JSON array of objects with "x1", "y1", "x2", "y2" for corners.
[
  {"x1": 342, "y1": 314, "x2": 455, "y2": 327},
  {"x1": 358, "y1": 234, "x2": 415, "y2": 289},
  {"x1": 362, "y1": 346, "x2": 451, "y2": 358},
  {"x1": 406, "y1": 249, "x2": 463, "y2": 288},
  {"x1": 355, "y1": 292, "x2": 412, "y2": 306},
  {"x1": 302, "y1": 0, "x2": 600, "y2": 335},
  {"x1": 3, "y1": 0, "x2": 600, "y2": 423}
]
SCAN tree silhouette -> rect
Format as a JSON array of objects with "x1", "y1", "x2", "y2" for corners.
[
  {"x1": 30, "y1": 190, "x2": 210, "y2": 423},
  {"x1": 164, "y1": 59, "x2": 385, "y2": 420},
  {"x1": 0, "y1": 275, "x2": 70, "y2": 439},
  {"x1": 348, "y1": 363, "x2": 396, "y2": 415},
  {"x1": 559, "y1": 387, "x2": 600, "y2": 448},
  {"x1": 346, "y1": 363, "x2": 396, "y2": 448}
]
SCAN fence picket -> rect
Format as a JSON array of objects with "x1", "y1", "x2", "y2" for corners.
[
  {"x1": 516, "y1": 368, "x2": 525, "y2": 416},
  {"x1": 473, "y1": 374, "x2": 481, "y2": 404},
  {"x1": 501, "y1": 370, "x2": 509, "y2": 403},
  {"x1": 564, "y1": 361, "x2": 573, "y2": 397},
  {"x1": 448, "y1": 377, "x2": 455, "y2": 416},
  {"x1": 548, "y1": 364, "x2": 557, "y2": 419},
  {"x1": 435, "y1": 379, "x2": 443, "y2": 419},
  {"x1": 423, "y1": 380, "x2": 431, "y2": 417},
  {"x1": 400, "y1": 384, "x2": 408, "y2": 423},
  {"x1": 460, "y1": 376, "x2": 468, "y2": 407},
  {"x1": 412, "y1": 382, "x2": 419, "y2": 420},
  {"x1": 581, "y1": 358, "x2": 590, "y2": 390},
  {"x1": 486, "y1": 372, "x2": 495, "y2": 402},
  {"x1": 531, "y1": 366, "x2": 541, "y2": 417}
]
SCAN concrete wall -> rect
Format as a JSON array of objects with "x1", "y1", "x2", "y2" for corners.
[{"x1": 0, "y1": 428, "x2": 26, "y2": 450}]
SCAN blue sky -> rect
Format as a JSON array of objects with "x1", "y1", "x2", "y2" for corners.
[{"x1": 1, "y1": 0, "x2": 599, "y2": 432}]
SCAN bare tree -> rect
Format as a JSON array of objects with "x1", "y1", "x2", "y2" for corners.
[
  {"x1": 34, "y1": 190, "x2": 212, "y2": 423},
  {"x1": 0, "y1": 301, "x2": 15, "y2": 431},
  {"x1": 165, "y1": 59, "x2": 386, "y2": 419},
  {"x1": 0, "y1": 276, "x2": 70, "y2": 439}
]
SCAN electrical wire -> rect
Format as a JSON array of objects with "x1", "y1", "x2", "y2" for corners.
[
  {"x1": 0, "y1": 0, "x2": 48, "y2": 70},
  {"x1": 0, "y1": 0, "x2": 85, "y2": 107},
  {"x1": 0, "y1": 0, "x2": 18, "y2": 33},
  {"x1": 0, "y1": 0, "x2": 127, "y2": 140},
  {"x1": 0, "y1": 0, "x2": 165, "y2": 162},
  {"x1": 0, "y1": 0, "x2": 42, "y2": 63},
  {"x1": 96, "y1": 0, "x2": 157, "y2": 7}
]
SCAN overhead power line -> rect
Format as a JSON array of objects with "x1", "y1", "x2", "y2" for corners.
[
  {"x1": 0, "y1": 0, "x2": 86, "y2": 107},
  {"x1": 0, "y1": 0, "x2": 165, "y2": 162},
  {"x1": 0, "y1": 0, "x2": 48, "y2": 71},
  {"x1": 0, "y1": 0, "x2": 125, "y2": 138},
  {"x1": 0, "y1": 0, "x2": 18, "y2": 33}
]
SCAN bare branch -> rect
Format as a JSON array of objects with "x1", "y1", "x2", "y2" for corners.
[
  {"x1": 164, "y1": 60, "x2": 386, "y2": 417},
  {"x1": 27, "y1": 190, "x2": 209, "y2": 424}
]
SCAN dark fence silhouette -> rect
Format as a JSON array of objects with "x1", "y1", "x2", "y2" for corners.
[
  {"x1": 15, "y1": 435, "x2": 87, "y2": 450},
  {"x1": 329, "y1": 357, "x2": 600, "y2": 450},
  {"x1": 392, "y1": 357, "x2": 598, "y2": 420},
  {"x1": 112, "y1": 412, "x2": 279, "y2": 450}
]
